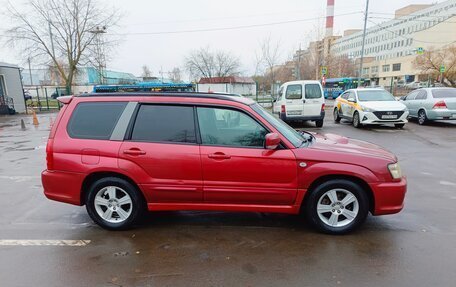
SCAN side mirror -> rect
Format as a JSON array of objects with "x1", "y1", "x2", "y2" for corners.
[
  {"x1": 265, "y1": 133, "x2": 281, "y2": 150},
  {"x1": 348, "y1": 98, "x2": 356, "y2": 103}
]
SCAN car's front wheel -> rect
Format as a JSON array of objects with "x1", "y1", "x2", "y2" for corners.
[
  {"x1": 305, "y1": 179, "x2": 369, "y2": 234},
  {"x1": 85, "y1": 177, "x2": 145, "y2": 230},
  {"x1": 353, "y1": 112, "x2": 362, "y2": 128}
]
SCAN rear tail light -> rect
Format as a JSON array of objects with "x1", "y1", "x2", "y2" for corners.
[
  {"x1": 433, "y1": 100, "x2": 447, "y2": 109},
  {"x1": 46, "y1": 139, "x2": 54, "y2": 170},
  {"x1": 321, "y1": 103, "x2": 325, "y2": 112},
  {"x1": 281, "y1": 105, "x2": 286, "y2": 113}
]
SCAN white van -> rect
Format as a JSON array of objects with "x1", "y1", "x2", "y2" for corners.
[{"x1": 273, "y1": 80, "x2": 325, "y2": 127}]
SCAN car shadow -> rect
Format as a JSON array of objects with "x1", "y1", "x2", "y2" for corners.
[{"x1": 408, "y1": 118, "x2": 456, "y2": 128}]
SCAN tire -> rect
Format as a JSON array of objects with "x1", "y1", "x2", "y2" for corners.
[
  {"x1": 85, "y1": 177, "x2": 145, "y2": 230},
  {"x1": 333, "y1": 108, "x2": 341, "y2": 123},
  {"x1": 304, "y1": 179, "x2": 369, "y2": 235},
  {"x1": 395, "y1": 124, "x2": 405, "y2": 129},
  {"x1": 315, "y1": 119, "x2": 324, "y2": 127},
  {"x1": 418, "y1": 109, "x2": 427, "y2": 125},
  {"x1": 353, "y1": 112, "x2": 362, "y2": 128}
]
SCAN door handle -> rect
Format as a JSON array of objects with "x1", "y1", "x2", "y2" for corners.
[
  {"x1": 302, "y1": 99, "x2": 306, "y2": 103},
  {"x1": 123, "y1": 148, "x2": 146, "y2": 155},
  {"x1": 208, "y1": 152, "x2": 231, "y2": 160}
]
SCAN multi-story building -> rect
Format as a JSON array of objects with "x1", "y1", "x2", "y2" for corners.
[{"x1": 331, "y1": 0, "x2": 456, "y2": 86}]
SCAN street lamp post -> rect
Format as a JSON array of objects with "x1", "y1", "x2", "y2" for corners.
[{"x1": 357, "y1": 0, "x2": 370, "y2": 88}]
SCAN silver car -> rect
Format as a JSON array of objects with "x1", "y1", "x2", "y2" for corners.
[{"x1": 401, "y1": 88, "x2": 456, "y2": 125}]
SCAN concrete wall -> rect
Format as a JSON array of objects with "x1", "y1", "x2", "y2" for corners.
[
  {"x1": 0, "y1": 66, "x2": 25, "y2": 113},
  {"x1": 196, "y1": 83, "x2": 256, "y2": 96}
]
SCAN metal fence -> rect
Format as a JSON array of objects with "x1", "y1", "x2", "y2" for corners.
[{"x1": 24, "y1": 86, "x2": 65, "y2": 112}]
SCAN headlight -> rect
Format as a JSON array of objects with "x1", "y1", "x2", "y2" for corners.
[
  {"x1": 361, "y1": 106, "x2": 375, "y2": 112},
  {"x1": 388, "y1": 163, "x2": 402, "y2": 179}
]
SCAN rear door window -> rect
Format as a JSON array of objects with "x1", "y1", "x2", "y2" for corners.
[
  {"x1": 67, "y1": 102, "x2": 127, "y2": 140},
  {"x1": 131, "y1": 105, "x2": 196, "y2": 143},
  {"x1": 305, "y1": 84, "x2": 322, "y2": 99},
  {"x1": 285, "y1": 85, "x2": 302, "y2": 99}
]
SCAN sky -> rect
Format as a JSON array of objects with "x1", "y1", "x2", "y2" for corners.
[{"x1": 0, "y1": 0, "x2": 444, "y2": 79}]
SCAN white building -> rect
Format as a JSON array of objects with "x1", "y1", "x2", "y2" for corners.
[
  {"x1": 196, "y1": 76, "x2": 257, "y2": 96},
  {"x1": 331, "y1": 0, "x2": 456, "y2": 85},
  {"x1": 0, "y1": 62, "x2": 26, "y2": 114}
]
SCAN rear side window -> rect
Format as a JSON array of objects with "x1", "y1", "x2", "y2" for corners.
[
  {"x1": 285, "y1": 85, "x2": 302, "y2": 99},
  {"x1": 131, "y1": 105, "x2": 196, "y2": 143},
  {"x1": 67, "y1": 102, "x2": 127, "y2": 140},
  {"x1": 305, "y1": 84, "x2": 322, "y2": 99},
  {"x1": 432, "y1": 89, "x2": 456, "y2": 98}
]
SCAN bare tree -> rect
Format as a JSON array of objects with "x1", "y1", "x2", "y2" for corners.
[
  {"x1": 414, "y1": 46, "x2": 456, "y2": 87},
  {"x1": 141, "y1": 65, "x2": 152, "y2": 78},
  {"x1": 4, "y1": 0, "x2": 120, "y2": 93},
  {"x1": 259, "y1": 36, "x2": 281, "y2": 96},
  {"x1": 168, "y1": 67, "x2": 182, "y2": 83},
  {"x1": 185, "y1": 47, "x2": 240, "y2": 81}
]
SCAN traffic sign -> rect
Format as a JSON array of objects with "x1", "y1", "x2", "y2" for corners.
[
  {"x1": 321, "y1": 66, "x2": 328, "y2": 76},
  {"x1": 440, "y1": 65, "x2": 446, "y2": 73},
  {"x1": 416, "y1": 47, "x2": 424, "y2": 55}
]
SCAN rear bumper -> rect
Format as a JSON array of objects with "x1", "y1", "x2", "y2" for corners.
[
  {"x1": 42, "y1": 170, "x2": 85, "y2": 206},
  {"x1": 426, "y1": 109, "x2": 456, "y2": 120},
  {"x1": 281, "y1": 111, "x2": 325, "y2": 122},
  {"x1": 370, "y1": 177, "x2": 407, "y2": 215}
]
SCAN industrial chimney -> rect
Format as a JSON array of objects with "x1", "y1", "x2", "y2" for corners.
[{"x1": 326, "y1": 0, "x2": 335, "y2": 37}]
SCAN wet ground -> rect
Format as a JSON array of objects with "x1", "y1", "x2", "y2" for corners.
[{"x1": 1, "y1": 111, "x2": 456, "y2": 287}]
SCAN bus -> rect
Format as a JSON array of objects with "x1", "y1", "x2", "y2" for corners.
[
  {"x1": 93, "y1": 82, "x2": 195, "y2": 93},
  {"x1": 322, "y1": 77, "x2": 368, "y2": 99}
]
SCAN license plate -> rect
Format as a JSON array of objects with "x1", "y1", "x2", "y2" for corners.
[
  {"x1": 382, "y1": 115, "x2": 397, "y2": 119},
  {"x1": 288, "y1": 111, "x2": 302, "y2": 115}
]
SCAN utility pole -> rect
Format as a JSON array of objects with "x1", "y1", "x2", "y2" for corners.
[
  {"x1": 357, "y1": 0, "x2": 370, "y2": 88},
  {"x1": 89, "y1": 26, "x2": 107, "y2": 85},
  {"x1": 27, "y1": 58, "x2": 34, "y2": 86},
  {"x1": 297, "y1": 44, "x2": 302, "y2": 80}
]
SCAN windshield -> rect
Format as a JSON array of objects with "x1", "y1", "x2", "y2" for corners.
[
  {"x1": 432, "y1": 89, "x2": 456, "y2": 98},
  {"x1": 357, "y1": 90, "x2": 396, "y2": 102},
  {"x1": 251, "y1": 103, "x2": 307, "y2": 148}
]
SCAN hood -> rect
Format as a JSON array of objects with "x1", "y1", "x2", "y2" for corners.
[
  {"x1": 359, "y1": 100, "x2": 406, "y2": 111},
  {"x1": 307, "y1": 132, "x2": 397, "y2": 162}
]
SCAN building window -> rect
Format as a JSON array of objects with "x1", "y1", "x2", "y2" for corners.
[
  {"x1": 382, "y1": 65, "x2": 390, "y2": 72},
  {"x1": 362, "y1": 67, "x2": 369, "y2": 75},
  {"x1": 371, "y1": 66, "x2": 379, "y2": 73},
  {"x1": 392, "y1": 63, "x2": 401, "y2": 71}
]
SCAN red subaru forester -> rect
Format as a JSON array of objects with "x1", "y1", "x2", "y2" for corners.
[{"x1": 42, "y1": 92, "x2": 406, "y2": 234}]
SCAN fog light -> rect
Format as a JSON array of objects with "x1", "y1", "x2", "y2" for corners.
[{"x1": 362, "y1": 116, "x2": 368, "y2": 121}]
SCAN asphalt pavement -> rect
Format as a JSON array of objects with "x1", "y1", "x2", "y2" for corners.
[{"x1": 0, "y1": 111, "x2": 455, "y2": 287}]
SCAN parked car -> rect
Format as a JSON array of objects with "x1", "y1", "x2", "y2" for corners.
[
  {"x1": 23, "y1": 89, "x2": 32, "y2": 101},
  {"x1": 42, "y1": 92, "x2": 406, "y2": 234},
  {"x1": 51, "y1": 88, "x2": 66, "y2": 99},
  {"x1": 273, "y1": 80, "x2": 325, "y2": 127},
  {"x1": 333, "y1": 88, "x2": 409, "y2": 128},
  {"x1": 401, "y1": 88, "x2": 456, "y2": 124}
]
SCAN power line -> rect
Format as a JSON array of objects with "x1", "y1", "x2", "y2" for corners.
[{"x1": 111, "y1": 11, "x2": 363, "y2": 36}]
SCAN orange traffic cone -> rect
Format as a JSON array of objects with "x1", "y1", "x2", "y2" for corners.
[{"x1": 32, "y1": 110, "x2": 39, "y2": 126}]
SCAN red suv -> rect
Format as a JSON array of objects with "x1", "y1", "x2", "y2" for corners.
[{"x1": 42, "y1": 93, "x2": 406, "y2": 234}]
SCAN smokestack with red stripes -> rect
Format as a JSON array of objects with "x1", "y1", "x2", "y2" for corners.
[{"x1": 326, "y1": 0, "x2": 335, "y2": 37}]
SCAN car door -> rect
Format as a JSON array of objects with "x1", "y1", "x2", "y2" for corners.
[
  {"x1": 414, "y1": 90, "x2": 428, "y2": 114},
  {"x1": 118, "y1": 104, "x2": 203, "y2": 203},
  {"x1": 337, "y1": 91, "x2": 349, "y2": 116},
  {"x1": 303, "y1": 83, "x2": 324, "y2": 116},
  {"x1": 197, "y1": 106, "x2": 298, "y2": 205},
  {"x1": 284, "y1": 84, "x2": 304, "y2": 116},
  {"x1": 404, "y1": 90, "x2": 419, "y2": 116},
  {"x1": 273, "y1": 86, "x2": 284, "y2": 114}
]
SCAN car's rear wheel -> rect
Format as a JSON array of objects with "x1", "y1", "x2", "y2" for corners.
[
  {"x1": 333, "y1": 108, "x2": 341, "y2": 123},
  {"x1": 418, "y1": 109, "x2": 427, "y2": 125},
  {"x1": 315, "y1": 119, "x2": 324, "y2": 127},
  {"x1": 86, "y1": 177, "x2": 145, "y2": 230},
  {"x1": 353, "y1": 112, "x2": 362, "y2": 128},
  {"x1": 305, "y1": 179, "x2": 369, "y2": 234}
]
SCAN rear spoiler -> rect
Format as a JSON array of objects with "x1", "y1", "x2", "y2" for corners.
[{"x1": 57, "y1": 95, "x2": 73, "y2": 104}]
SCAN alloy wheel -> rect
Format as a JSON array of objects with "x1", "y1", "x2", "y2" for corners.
[
  {"x1": 316, "y1": 189, "x2": 359, "y2": 228},
  {"x1": 94, "y1": 186, "x2": 133, "y2": 223}
]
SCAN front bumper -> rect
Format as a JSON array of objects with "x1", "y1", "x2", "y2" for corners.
[
  {"x1": 369, "y1": 177, "x2": 407, "y2": 215},
  {"x1": 359, "y1": 110, "x2": 409, "y2": 125},
  {"x1": 42, "y1": 170, "x2": 85, "y2": 206}
]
